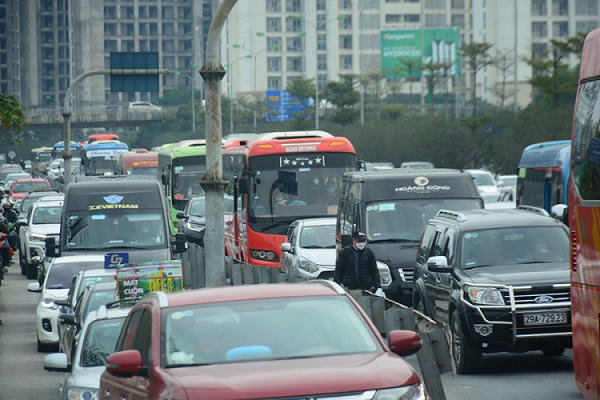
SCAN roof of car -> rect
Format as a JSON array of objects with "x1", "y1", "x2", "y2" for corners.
[
  {"x1": 85, "y1": 304, "x2": 132, "y2": 325},
  {"x1": 51, "y1": 255, "x2": 106, "y2": 265},
  {"x1": 32, "y1": 199, "x2": 63, "y2": 208},
  {"x1": 297, "y1": 217, "x2": 337, "y2": 227},
  {"x1": 345, "y1": 168, "x2": 464, "y2": 180},
  {"x1": 432, "y1": 207, "x2": 563, "y2": 231},
  {"x1": 140, "y1": 281, "x2": 345, "y2": 309},
  {"x1": 80, "y1": 268, "x2": 116, "y2": 278}
]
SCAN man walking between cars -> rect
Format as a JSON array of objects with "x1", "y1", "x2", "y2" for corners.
[{"x1": 334, "y1": 230, "x2": 384, "y2": 296}]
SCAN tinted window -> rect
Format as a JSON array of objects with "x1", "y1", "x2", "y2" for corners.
[
  {"x1": 573, "y1": 79, "x2": 600, "y2": 200},
  {"x1": 81, "y1": 318, "x2": 126, "y2": 367}
]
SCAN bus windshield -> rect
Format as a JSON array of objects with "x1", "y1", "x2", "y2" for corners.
[
  {"x1": 85, "y1": 157, "x2": 118, "y2": 176},
  {"x1": 64, "y1": 211, "x2": 166, "y2": 250},
  {"x1": 247, "y1": 152, "x2": 356, "y2": 232},
  {"x1": 128, "y1": 167, "x2": 158, "y2": 177},
  {"x1": 171, "y1": 156, "x2": 206, "y2": 210}
]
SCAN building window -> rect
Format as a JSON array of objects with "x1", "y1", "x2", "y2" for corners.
[
  {"x1": 553, "y1": 21, "x2": 569, "y2": 37},
  {"x1": 123, "y1": 40, "x2": 135, "y2": 52},
  {"x1": 268, "y1": 77, "x2": 281, "y2": 90},
  {"x1": 104, "y1": 23, "x2": 117, "y2": 36},
  {"x1": 576, "y1": 20, "x2": 597, "y2": 34},
  {"x1": 267, "y1": 17, "x2": 282, "y2": 32},
  {"x1": 163, "y1": 39, "x2": 175, "y2": 52},
  {"x1": 266, "y1": 0, "x2": 281, "y2": 12},
  {"x1": 162, "y1": 6, "x2": 174, "y2": 19},
  {"x1": 340, "y1": 35, "x2": 352, "y2": 49},
  {"x1": 139, "y1": 6, "x2": 148, "y2": 18},
  {"x1": 317, "y1": 14, "x2": 326, "y2": 30},
  {"x1": 552, "y1": 0, "x2": 568, "y2": 15},
  {"x1": 532, "y1": 21, "x2": 548, "y2": 37},
  {"x1": 287, "y1": 18, "x2": 302, "y2": 32},
  {"x1": 317, "y1": 0, "x2": 326, "y2": 10},
  {"x1": 340, "y1": 55, "x2": 352, "y2": 69},
  {"x1": 104, "y1": 6, "x2": 117, "y2": 18},
  {"x1": 287, "y1": 37, "x2": 303, "y2": 52},
  {"x1": 286, "y1": 0, "x2": 302, "y2": 12},
  {"x1": 317, "y1": 34, "x2": 327, "y2": 51},
  {"x1": 386, "y1": 14, "x2": 401, "y2": 23},
  {"x1": 121, "y1": 23, "x2": 135, "y2": 36},
  {"x1": 267, "y1": 57, "x2": 281, "y2": 72},
  {"x1": 532, "y1": 43, "x2": 548, "y2": 60},
  {"x1": 451, "y1": 0, "x2": 465, "y2": 8},
  {"x1": 532, "y1": 0, "x2": 547, "y2": 15},
  {"x1": 121, "y1": 6, "x2": 134, "y2": 19},
  {"x1": 162, "y1": 23, "x2": 175, "y2": 36},
  {"x1": 575, "y1": 0, "x2": 598, "y2": 15},
  {"x1": 268, "y1": 37, "x2": 282, "y2": 51},
  {"x1": 341, "y1": 16, "x2": 352, "y2": 29},
  {"x1": 451, "y1": 14, "x2": 465, "y2": 29},
  {"x1": 340, "y1": 0, "x2": 352, "y2": 9},
  {"x1": 404, "y1": 14, "x2": 420, "y2": 23},
  {"x1": 288, "y1": 57, "x2": 303, "y2": 72},
  {"x1": 317, "y1": 54, "x2": 327, "y2": 71}
]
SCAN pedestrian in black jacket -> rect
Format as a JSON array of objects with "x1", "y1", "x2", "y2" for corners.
[{"x1": 334, "y1": 230, "x2": 383, "y2": 296}]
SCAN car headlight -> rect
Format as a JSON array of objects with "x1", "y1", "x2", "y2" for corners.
[
  {"x1": 66, "y1": 386, "x2": 98, "y2": 400},
  {"x1": 29, "y1": 233, "x2": 47, "y2": 242},
  {"x1": 466, "y1": 286, "x2": 505, "y2": 305},
  {"x1": 372, "y1": 382, "x2": 428, "y2": 399},
  {"x1": 186, "y1": 221, "x2": 205, "y2": 233},
  {"x1": 376, "y1": 261, "x2": 392, "y2": 288},
  {"x1": 299, "y1": 257, "x2": 320, "y2": 273},
  {"x1": 41, "y1": 296, "x2": 60, "y2": 310}
]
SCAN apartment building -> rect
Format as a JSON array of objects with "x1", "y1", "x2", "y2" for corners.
[
  {"x1": 473, "y1": 0, "x2": 599, "y2": 108},
  {"x1": 1, "y1": 0, "x2": 218, "y2": 110}
]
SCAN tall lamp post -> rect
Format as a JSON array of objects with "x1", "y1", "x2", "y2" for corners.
[
  {"x1": 290, "y1": 14, "x2": 346, "y2": 130},
  {"x1": 233, "y1": 41, "x2": 279, "y2": 128},
  {"x1": 354, "y1": 0, "x2": 380, "y2": 125},
  {"x1": 224, "y1": 55, "x2": 252, "y2": 134},
  {"x1": 175, "y1": 71, "x2": 196, "y2": 135}
]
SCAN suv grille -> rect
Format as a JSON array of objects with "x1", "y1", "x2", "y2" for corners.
[{"x1": 500, "y1": 285, "x2": 570, "y2": 306}]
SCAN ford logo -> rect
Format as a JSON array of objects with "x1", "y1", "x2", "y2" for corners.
[{"x1": 534, "y1": 295, "x2": 554, "y2": 304}]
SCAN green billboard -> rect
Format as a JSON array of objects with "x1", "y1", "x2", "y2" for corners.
[{"x1": 381, "y1": 28, "x2": 461, "y2": 80}]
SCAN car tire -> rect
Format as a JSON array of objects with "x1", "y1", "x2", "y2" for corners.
[
  {"x1": 26, "y1": 261, "x2": 37, "y2": 280},
  {"x1": 542, "y1": 348, "x2": 565, "y2": 357},
  {"x1": 451, "y1": 312, "x2": 482, "y2": 374},
  {"x1": 19, "y1": 250, "x2": 26, "y2": 275},
  {"x1": 413, "y1": 293, "x2": 428, "y2": 317}
]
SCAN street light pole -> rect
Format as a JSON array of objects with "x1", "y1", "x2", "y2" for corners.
[
  {"x1": 225, "y1": 55, "x2": 251, "y2": 134},
  {"x1": 355, "y1": 0, "x2": 380, "y2": 125},
  {"x1": 175, "y1": 71, "x2": 196, "y2": 135}
]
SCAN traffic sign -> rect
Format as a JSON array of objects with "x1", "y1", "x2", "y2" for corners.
[{"x1": 104, "y1": 252, "x2": 129, "y2": 269}]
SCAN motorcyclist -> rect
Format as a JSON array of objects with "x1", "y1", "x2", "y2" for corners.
[
  {"x1": 2, "y1": 200, "x2": 18, "y2": 225},
  {"x1": 2, "y1": 201, "x2": 18, "y2": 264},
  {"x1": 0, "y1": 216, "x2": 11, "y2": 269}
]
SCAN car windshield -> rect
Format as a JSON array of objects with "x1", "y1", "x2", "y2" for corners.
[
  {"x1": 472, "y1": 173, "x2": 495, "y2": 186},
  {"x1": 461, "y1": 226, "x2": 569, "y2": 269},
  {"x1": 83, "y1": 289, "x2": 117, "y2": 320},
  {"x1": 81, "y1": 318, "x2": 126, "y2": 367},
  {"x1": 300, "y1": 224, "x2": 336, "y2": 248},
  {"x1": 162, "y1": 296, "x2": 381, "y2": 367},
  {"x1": 14, "y1": 182, "x2": 50, "y2": 193},
  {"x1": 65, "y1": 211, "x2": 166, "y2": 250},
  {"x1": 32, "y1": 206, "x2": 62, "y2": 224},
  {"x1": 189, "y1": 197, "x2": 206, "y2": 216},
  {"x1": 366, "y1": 199, "x2": 482, "y2": 242},
  {"x1": 45, "y1": 261, "x2": 106, "y2": 289}
]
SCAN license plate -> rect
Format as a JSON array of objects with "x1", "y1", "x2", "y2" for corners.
[{"x1": 524, "y1": 312, "x2": 567, "y2": 326}]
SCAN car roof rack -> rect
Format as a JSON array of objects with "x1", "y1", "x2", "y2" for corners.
[
  {"x1": 300, "y1": 279, "x2": 346, "y2": 294},
  {"x1": 516, "y1": 205, "x2": 550, "y2": 217},
  {"x1": 435, "y1": 209, "x2": 467, "y2": 222}
]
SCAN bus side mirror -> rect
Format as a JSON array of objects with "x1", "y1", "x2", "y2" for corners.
[
  {"x1": 45, "y1": 236, "x2": 60, "y2": 258},
  {"x1": 161, "y1": 174, "x2": 168, "y2": 186},
  {"x1": 238, "y1": 177, "x2": 249, "y2": 194},
  {"x1": 358, "y1": 160, "x2": 366, "y2": 171},
  {"x1": 341, "y1": 234, "x2": 352, "y2": 249}
]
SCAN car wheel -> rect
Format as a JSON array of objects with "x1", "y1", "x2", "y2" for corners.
[
  {"x1": 451, "y1": 312, "x2": 482, "y2": 374},
  {"x1": 542, "y1": 348, "x2": 565, "y2": 357},
  {"x1": 19, "y1": 250, "x2": 26, "y2": 275},
  {"x1": 26, "y1": 261, "x2": 37, "y2": 280}
]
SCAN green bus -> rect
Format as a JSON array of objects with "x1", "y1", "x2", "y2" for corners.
[{"x1": 158, "y1": 144, "x2": 207, "y2": 234}]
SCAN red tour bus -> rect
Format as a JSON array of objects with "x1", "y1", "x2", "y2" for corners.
[
  {"x1": 570, "y1": 27, "x2": 600, "y2": 400},
  {"x1": 88, "y1": 133, "x2": 119, "y2": 143},
  {"x1": 222, "y1": 131, "x2": 359, "y2": 267},
  {"x1": 116, "y1": 151, "x2": 159, "y2": 177}
]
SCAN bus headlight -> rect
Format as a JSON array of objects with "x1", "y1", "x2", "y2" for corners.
[
  {"x1": 466, "y1": 286, "x2": 505, "y2": 305},
  {"x1": 250, "y1": 249, "x2": 278, "y2": 262}
]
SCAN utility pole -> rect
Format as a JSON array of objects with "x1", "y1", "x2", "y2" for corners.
[{"x1": 199, "y1": 0, "x2": 238, "y2": 287}]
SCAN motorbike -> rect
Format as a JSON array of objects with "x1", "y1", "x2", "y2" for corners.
[{"x1": 0, "y1": 232, "x2": 13, "y2": 286}]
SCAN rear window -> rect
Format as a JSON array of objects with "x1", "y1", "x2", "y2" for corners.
[{"x1": 14, "y1": 181, "x2": 50, "y2": 193}]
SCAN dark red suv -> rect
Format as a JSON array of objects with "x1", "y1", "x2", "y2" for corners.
[{"x1": 100, "y1": 281, "x2": 428, "y2": 400}]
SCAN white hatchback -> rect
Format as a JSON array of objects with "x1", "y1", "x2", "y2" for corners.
[
  {"x1": 28, "y1": 255, "x2": 107, "y2": 352},
  {"x1": 128, "y1": 101, "x2": 161, "y2": 112}
]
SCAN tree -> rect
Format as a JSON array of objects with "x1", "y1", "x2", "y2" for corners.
[
  {"x1": 1, "y1": 95, "x2": 27, "y2": 146},
  {"x1": 491, "y1": 49, "x2": 516, "y2": 109},
  {"x1": 287, "y1": 77, "x2": 316, "y2": 121},
  {"x1": 392, "y1": 57, "x2": 420, "y2": 116},
  {"x1": 527, "y1": 39, "x2": 578, "y2": 107},
  {"x1": 363, "y1": 71, "x2": 386, "y2": 121},
  {"x1": 460, "y1": 42, "x2": 494, "y2": 117},
  {"x1": 326, "y1": 75, "x2": 360, "y2": 126},
  {"x1": 422, "y1": 61, "x2": 449, "y2": 115}
]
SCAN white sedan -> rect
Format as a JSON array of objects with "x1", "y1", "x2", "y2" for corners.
[{"x1": 27, "y1": 255, "x2": 106, "y2": 352}]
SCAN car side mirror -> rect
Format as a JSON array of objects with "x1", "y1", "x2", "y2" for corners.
[
  {"x1": 59, "y1": 314, "x2": 76, "y2": 326},
  {"x1": 280, "y1": 242, "x2": 292, "y2": 253},
  {"x1": 388, "y1": 330, "x2": 422, "y2": 357},
  {"x1": 105, "y1": 350, "x2": 145, "y2": 378},
  {"x1": 172, "y1": 232, "x2": 187, "y2": 254},
  {"x1": 45, "y1": 236, "x2": 60, "y2": 258},
  {"x1": 176, "y1": 212, "x2": 186, "y2": 221},
  {"x1": 426, "y1": 255, "x2": 451, "y2": 273}
]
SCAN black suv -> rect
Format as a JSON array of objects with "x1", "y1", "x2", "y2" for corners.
[{"x1": 412, "y1": 206, "x2": 571, "y2": 374}]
